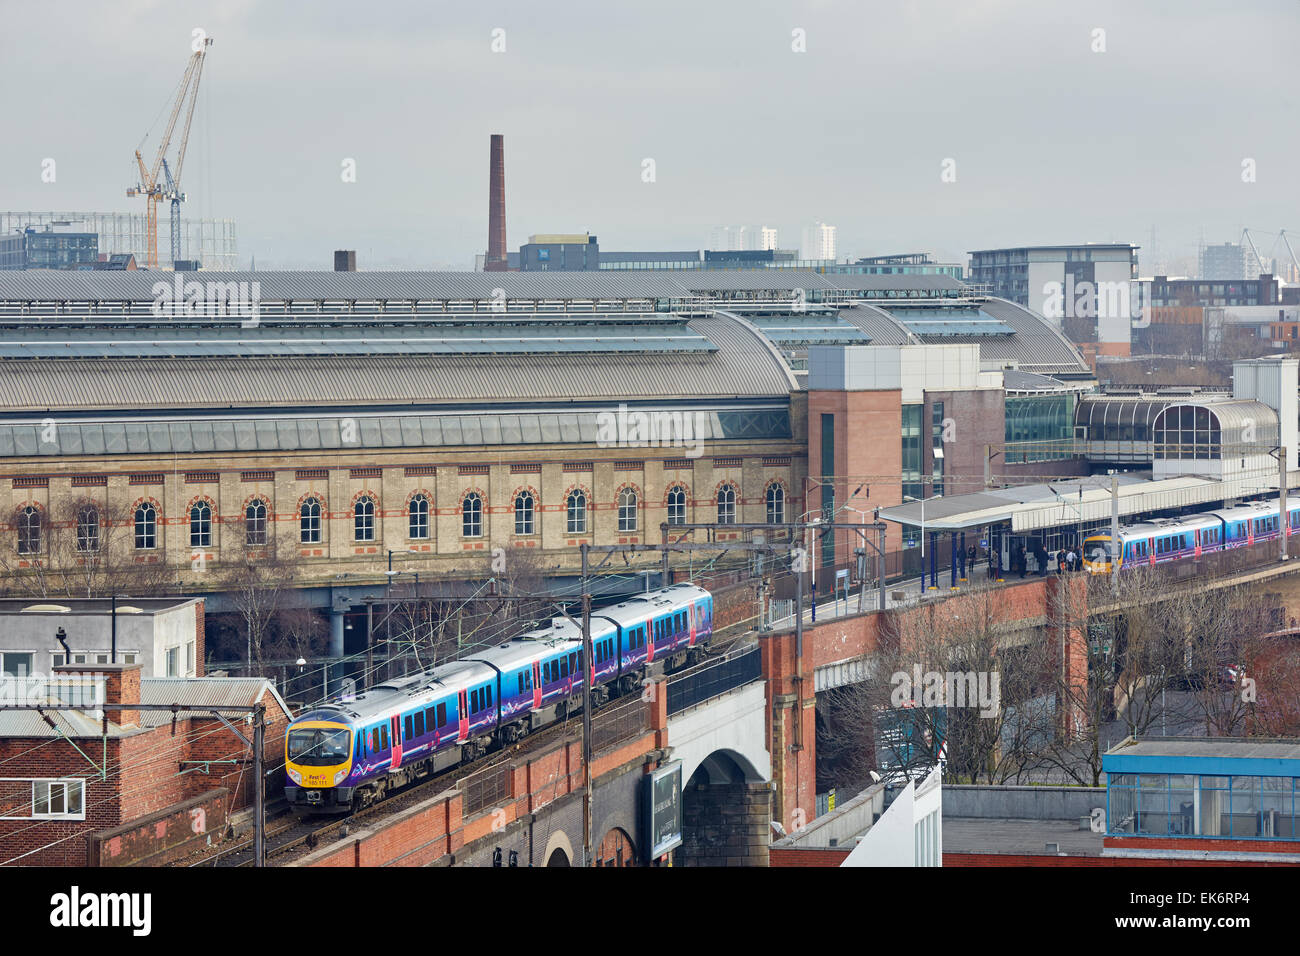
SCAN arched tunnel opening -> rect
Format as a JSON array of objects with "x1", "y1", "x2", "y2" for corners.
[{"x1": 674, "y1": 750, "x2": 771, "y2": 867}]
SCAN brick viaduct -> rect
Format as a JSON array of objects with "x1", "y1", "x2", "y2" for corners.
[{"x1": 288, "y1": 548, "x2": 1300, "y2": 866}]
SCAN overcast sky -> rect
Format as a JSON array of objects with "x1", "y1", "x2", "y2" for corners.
[{"x1": 1, "y1": 0, "x2": 1296, "y2": 271}]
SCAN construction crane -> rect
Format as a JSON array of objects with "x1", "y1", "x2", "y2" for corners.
[
  {"x1": 127, "y1": 36, "x2": 213, "y2": 269},
  {"x1": 1241, "y1": 228, "x2": 1272, "y2": 279},
  {"x1": 1279, "y1": 230, "x2": 1300, "y2": 283}
]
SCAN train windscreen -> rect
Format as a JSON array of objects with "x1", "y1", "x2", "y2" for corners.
[{"x1": 288, "y1": 726, "x2": 351, "y2": 765}]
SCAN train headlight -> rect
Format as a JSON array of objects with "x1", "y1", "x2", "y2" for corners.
[
  {"x1": 333, "y1": 768, "x2": 349, "y2": 786},
  {"x1": 288, "y1": 768, "x2": 302, "y2": 785}
]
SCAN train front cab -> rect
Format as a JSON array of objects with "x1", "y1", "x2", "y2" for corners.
[
  {"x1": 285, "y1": 719, "x2": 356, "y2": 812},
  {"x1": 1082, "y1": 534, "x2": 1118, "y2": 574}
]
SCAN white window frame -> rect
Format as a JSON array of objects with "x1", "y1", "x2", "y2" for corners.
[
  {"x1": 0, "y1": 652, "x2": 34, "y2": 678},
  {"x1": 186, "y1": 641, "x2": 195, "y2": 676},
  {"x1": 0, "y1": 778, "x2": 87, "y2": 821},
  {"x1": 166, "y1": 646, "x2": 180, "y2": 678}
]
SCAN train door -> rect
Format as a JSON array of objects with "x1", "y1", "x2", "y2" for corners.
[
  {"x1": 1247, "y1": 520, "x2": 1255, "y2": 546},
  {"x1": 1194, "y1": 528, "x2": 1202, "y2": 558},
  {"x1": 457, "y1": 689, "x2": 469, "y2": 742},
  {"x1": 390, "y1": 715, "x2": 403, "y2": 770},
  {"x1": 686, "y1": 606, "x2": 696, "y2": 647},
  {"x1": 532, "y1": 661, "x2": 542, "y2": 710},
  {"x1": 645, "y1": 622, "x2": 655, "y2": 664}
]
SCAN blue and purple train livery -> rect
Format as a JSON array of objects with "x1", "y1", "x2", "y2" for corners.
[{"x1": 285, "y1": 583, "x2": 713, "y2": 812}]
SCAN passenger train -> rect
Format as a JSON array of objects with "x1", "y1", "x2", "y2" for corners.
[
  {"x1": 284, "y1": 583, "x2": 714, "y2": 813},
  {"x1": 1082, "y1": 498, "x2": 1297, "y2": 575}
]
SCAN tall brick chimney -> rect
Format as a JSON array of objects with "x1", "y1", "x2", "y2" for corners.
[{"x1": 485, "y1": 134, "x2": 507, "y2": 272}]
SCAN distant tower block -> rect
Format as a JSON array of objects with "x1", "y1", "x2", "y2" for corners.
[
  {"x1": 334, "y1": 250, "x2": 357, "y2": 272},
  {"x1": 485, "y1": 134, "x2": 508, "y2": 272}
]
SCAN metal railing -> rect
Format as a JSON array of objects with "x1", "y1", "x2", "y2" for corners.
[
  {"x1": 460, "y1": 762, "x2": 512, "y2": 817},
  {"x1": 591, "y1": 696, "x2": 650, "y2": 752},
  {"x1": 666, "y1": 645, "x2": 762, "y2": 716}
]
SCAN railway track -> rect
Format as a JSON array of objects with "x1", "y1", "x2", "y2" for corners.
[{"x1": 179, "y1": 633, "x2": 753, "y2": 867}]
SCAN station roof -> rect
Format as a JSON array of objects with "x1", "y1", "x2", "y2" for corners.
[
  {"x1": 0, "y1": 312, "x2": 798, "y2": 414},
  {"x1": 876, "y1": 472, "x2": 1292, "y2": 534},
  {"x1": 833, "y1": 298, "x2": 1092, "y2": 377}
]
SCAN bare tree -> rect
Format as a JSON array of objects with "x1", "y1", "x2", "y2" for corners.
[
  {"x1": 0, "y1": 498, "x2": 180, "y2": 599},
  {"x1": 217, "y1": 536, "x2": 296, "y2": 677},
  {"x1": 823, "y1": 584, "x2": 1055, "y2": 787}
]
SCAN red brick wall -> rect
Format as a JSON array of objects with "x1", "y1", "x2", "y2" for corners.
[
  {"x1": 296, "y1": 724, "x2": 659, "y2": 868},
  {"x1": 770, "y1": 847, "x2": 851, "y2": 867},
  {"x1": 0, "y1": 737, "x2": 125, "y2": 866},
  {"x1": 1105, "y1": 835, "x2": 1300, "y2": 855},
  {"x1": 808, "y1": 388, "x2": 904, "y2": 561},
  {"x1": 89, "y1": 788, "x2": 228, "y2": 866},
  {"x1": 194, "y1": 599, "x2": 206, "y2": 677},
  {"x1": 0, "y1": 687, "x2": 289, "y2": 866}
]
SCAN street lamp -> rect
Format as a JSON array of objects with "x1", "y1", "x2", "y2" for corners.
[{"x1": 903, "y1": 494, "x2": 942, "y2": 557}]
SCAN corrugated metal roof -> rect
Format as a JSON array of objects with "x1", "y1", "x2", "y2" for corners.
[
  {"x1": 139, "y1": 677, "x2": 289, "y2": 725},
  {"x1": 821, "y1": 273, "x2": 967, "y2": 292},
  {"x1": 0, "y1": 677, "x2": 289, "y2": 738},
  {"x1": 676, "y1": 270, "x2": 837, "y2": 292},
  {"x1": 0, "y1": 270, "x2": 696, "y2": 303},
  {"x1": 941, "y1": 297, "x2": 1091, "y2": 374},
  {"x1": 0, "y1": 320, "x2": 713, "y2": 359},
  {"x1": 0, "y1": 313, "x2": 796, "y2": 413}
]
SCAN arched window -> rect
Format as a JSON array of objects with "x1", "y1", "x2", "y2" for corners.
[
  {"x1": 246, "y1": 499, "x2": 268, "y2": 546},
  {"x1": 409, "y1": 494, "x2": 430, "y2": 539},
  {"x1": 766, "y1": 483, "x2": 785, "y2": 525},
  {"x1": 462, "y1": 493, "x2": 483, "y2": 538},
  {"x1": 354, "y1": 496, "x2": 375, "y2": 542},
  {"x1": 618, "y1": 488, "x2": 638, "y2": 533},
  {"x1": 717, "y1": 484, "x2": 737, "y2": 525},
  {"x1": 566, "y1": 489, "x2": 587, "y2": 535},
  {"x1": 16, "y1": 506, "x2": 41, "y2": 555},
  {"x1": 76, "y1": 506, "x2": 100, "y2": 553},
  {"x1": 300, "y1": 497, "x2": 322, "y2": 544},
  {"x1": 667, "y1": 485, "x2": 687, "y2": 526},
  {"x1": 515, "y1": 491, "x2": 535, "y2": 535},
  {"x1": 190, "y1": 502, "x2": 212, "y2": 548},
  {"x1": 134, "y1": 503, "x2": 157, "y2": 550}
]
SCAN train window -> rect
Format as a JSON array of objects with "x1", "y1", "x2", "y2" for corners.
[
  {"x1": 472, "y1": 689, "x2": 480, "y2": 712},
  {"x1": 486, "y1": 685, "x2": 493, "y2": 707},
  {"x1": 560, "y1": 657, "x2": 569, "y2": 679},
  {"x1": 415, "y1": 711, "x2": 425, "y2": 737},
  {"x1": 569, "y1": 653, "x2": 577, "y2": 673},
  {"x1": 381, "y1": 725, "x2": 389, "y2": 750},
  {"x1": 518, "y1": 673, "x2": 526, "y2": 694},
  {"x1": 404, "y1": 715, "x2": 413, "y2": 741},
  {"x1": 525, "y1": 670, "x2": 532, "y2": 690},
  {"x1": 437, "y1": 702, "x2": 447, "y2": 727},
  {"x1": 372, "y1": 728, "x2": 380, "y2": 752}
]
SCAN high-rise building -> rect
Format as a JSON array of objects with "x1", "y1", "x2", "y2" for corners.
[
  {"x1": 0, "y1": 227, "x2": 99, "y2": 270},
  {"x1": 1199, "y1": 242, "x2": 1246, "y2": 281},
  {"x1": 800, "y1": 222, "x2": 836, "y2": 261},
  {"x1": 711, "y1": 225, "x2": 778, "y2": 252}
]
